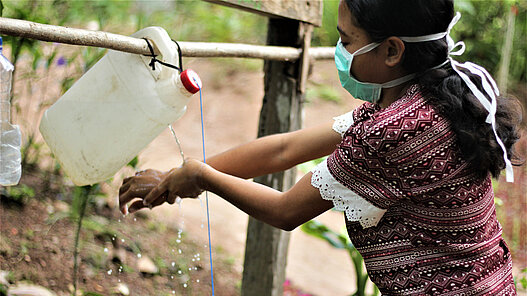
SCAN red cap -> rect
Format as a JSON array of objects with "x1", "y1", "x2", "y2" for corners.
[{"x1": 180, "y1": 69, "x2": 201, "y2": 94}]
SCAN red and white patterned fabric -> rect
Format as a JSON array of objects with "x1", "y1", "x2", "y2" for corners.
[{"x1": 311, "y1": 85, "x2": 516, "y2": 295}]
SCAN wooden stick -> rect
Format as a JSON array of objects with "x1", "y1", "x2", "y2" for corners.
[{"x1": 0, "y1": 17, "x2": 334, "y2": 61}]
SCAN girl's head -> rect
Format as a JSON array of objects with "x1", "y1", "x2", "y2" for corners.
[
  {"x1": 343, "y1": 0, "x2": 454, "y2": 74},
  {"x1": 338, "y1": 0, "x2": 454, "y2": 83},
  {"x1": 338, "y1": 0, "x2": 523, "y2": 179}
]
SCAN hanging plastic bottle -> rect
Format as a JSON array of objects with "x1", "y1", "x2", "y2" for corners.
[
  {"x1": 0, "y1": 36, "x2": 22, "y2": 186},
  {"x1": 39, "y1": 27, "x2": 201, "y2": 186}
]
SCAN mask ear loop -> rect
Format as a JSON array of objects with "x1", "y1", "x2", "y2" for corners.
[{"x1": 142, "y1": 37, "x2": 183, "y2": 73}]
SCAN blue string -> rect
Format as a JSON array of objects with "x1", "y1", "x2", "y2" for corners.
[{"x1": 197, "y1": 81, "x2": 215, "y2": 295}]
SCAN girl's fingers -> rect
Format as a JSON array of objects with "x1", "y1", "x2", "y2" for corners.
[
  {"x1": 143, "y1": 181, "x2": 168, "y2": 206},
  {"x1": 128, "y1": 193, "x2": 167, "y2": 213},
  {"x1": 167, "y1": 192, "x2": 179, "y2": 204},
  {"x1": 119, "y1": 190, "x2": 137, "y2": 214},
  {"x1": 119, "y1": 181, "x2": 132, "y2": 195},
  {"x1": 128, "y1": 200, "x2": 147, "y2": 213}
]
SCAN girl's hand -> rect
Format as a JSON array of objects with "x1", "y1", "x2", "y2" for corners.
[
  {"x1": 119, "y1": 169, "x2": 168, "y2": 214},
  {"x1": 125, "y1": 159, "x2": 205, "y2": 214}
]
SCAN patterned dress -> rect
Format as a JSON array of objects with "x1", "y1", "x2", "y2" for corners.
[{"x1": 311, "y1": 85, "x2": 516, "y2": 295}]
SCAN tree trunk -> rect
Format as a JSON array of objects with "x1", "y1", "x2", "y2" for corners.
[{"x1": 241, "y1": 18, "x2": 308, "y2": 296}]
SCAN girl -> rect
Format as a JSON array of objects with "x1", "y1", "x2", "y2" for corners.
[{"x1": 119, "y1": 0, "x2": 522, "y2": 294}]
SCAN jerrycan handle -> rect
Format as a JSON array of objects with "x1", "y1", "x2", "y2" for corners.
[{"x1": 132, "y1": 27, "x2": 180, "y2": 80}]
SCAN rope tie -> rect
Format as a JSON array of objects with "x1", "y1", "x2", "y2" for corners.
[{"x1": 142, "y1": 37, "x2": 183, "y2": 72}]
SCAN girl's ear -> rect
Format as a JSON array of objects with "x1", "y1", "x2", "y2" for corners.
[{"x1": 383, "y1": 37, "x2": 405, "y2": 67}]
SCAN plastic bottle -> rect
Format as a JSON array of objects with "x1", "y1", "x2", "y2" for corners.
[
  {"x1": 39, "y1": 27, "x2": 201, "y2": 186},
  {"x1": 0, "y1": 37, "x2": 22, "y2": 186}
]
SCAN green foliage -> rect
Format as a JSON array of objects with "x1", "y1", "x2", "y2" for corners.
[
  {"x1": 0, "y1": 284, "x2": 7, "y2": 296},
  {"x1": 313, "y1": 0, "x2": 340, "y2": 47},
  {"x1": 307, "y1": 84, "x2": 342, "y2": 103},
  {"x1": 71, "y1": 185, "x2": 101, "y2": 295},
  {"x1": 127, "y1": 156, "x2": 139, "y2": 169},
  {"x1": 452, "y1": 1, "x2": 525, "y2": 83},
  {"x1": 515, "y1": 267, "x2": 527, "y2": 291},
  {"x1": 0, "y1": 184, "x2": 35, "y2": 206},
  {"x1": 298, "y1": 157, "x2": 326, "y2": 174},
  {"x1": 301, "y1": 220, "x2": 379, "y2": 296},
  {"x1": 83, "y1": 292, "x2": 104, "y2": 296}
]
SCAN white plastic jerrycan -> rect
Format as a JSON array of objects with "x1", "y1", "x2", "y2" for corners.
[{"x1": 39, "y1": 27, "x2": 201, "y2": 186}]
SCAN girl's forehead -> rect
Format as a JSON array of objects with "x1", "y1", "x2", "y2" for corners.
[{"x1": 337, "y1": 1, "x2": 368, "y2": 41}]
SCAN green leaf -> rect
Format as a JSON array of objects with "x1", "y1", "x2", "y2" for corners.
[
  {"x1": 127, "y1": 156, "x2": 139, "y2": 169},
  {"x1": 301, "y1": 220, "x2": 349, "y2": 249},
  {"x1": 83, "y1": 292, "x2": 104, "y2": 296},
  {"x1": 520, "y1": 276, "x2": 527, "y2": 289}
]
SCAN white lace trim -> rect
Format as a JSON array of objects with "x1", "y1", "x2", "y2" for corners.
[
  {"x1": 311, "y1": 159, "x2": 387, "y2": 228},
  {"x1": 332, "y1": 110, "x2": 355, "y2": 137}
]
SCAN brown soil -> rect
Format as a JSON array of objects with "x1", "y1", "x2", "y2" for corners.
[{"x1": 1, "y1": 168, "x2": 240, "y2": 296}]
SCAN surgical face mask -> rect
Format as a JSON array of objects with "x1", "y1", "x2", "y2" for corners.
[{"x1": 335, "y1": 39, "x2": 416, "y2": 103}]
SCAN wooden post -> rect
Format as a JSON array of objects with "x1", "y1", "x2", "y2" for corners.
[{"x1": 241, "y1": 18, "x2": 311, "y2": 296}]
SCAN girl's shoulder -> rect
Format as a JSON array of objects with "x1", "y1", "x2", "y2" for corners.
[
  {"x1": 347, "y1": 84, "x2": 453, "y2": 156},
  {"x1": 354, "y1": 84, "x2": 433, "y2": 123},
  {"x1": 353, "y1": 84, "x2": 445, "y2": 131}
]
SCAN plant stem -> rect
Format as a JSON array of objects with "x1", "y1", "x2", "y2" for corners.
[{"x1": 72, "y1": 186, "x2": 91, "y2": 296}]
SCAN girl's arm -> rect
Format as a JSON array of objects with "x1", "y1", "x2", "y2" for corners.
[
  {"x1": 200, "y1": 120, "x2": 340, "y2": 179},
  {"x1": 137, "y1": 159, "x2": 333, "y2": 231},
  {"x1": 119, "y1": 120, "x2": 341, "y2": 214}
]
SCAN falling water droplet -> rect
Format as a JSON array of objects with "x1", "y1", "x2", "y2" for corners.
[{"x1": 169, "y1": 125, "x2": 185, "y2": 163}]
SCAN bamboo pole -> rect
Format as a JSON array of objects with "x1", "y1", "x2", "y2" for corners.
[{"x1": 0, "y1": 17, "x2": 334, "y2": 61}]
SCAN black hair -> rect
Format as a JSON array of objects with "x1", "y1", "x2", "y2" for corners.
[{"x1": 345, "y1": 0, "x2": 523, "y2": 179}]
